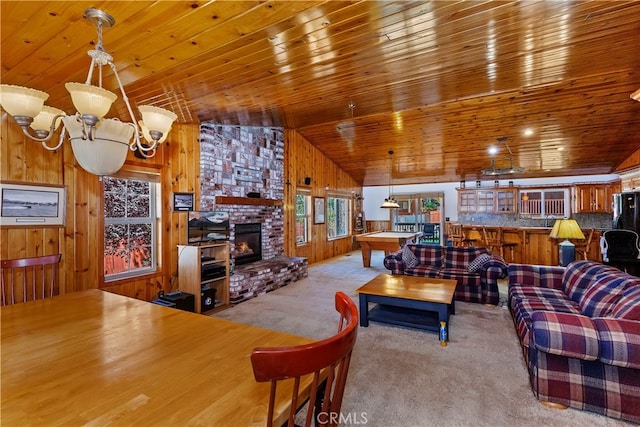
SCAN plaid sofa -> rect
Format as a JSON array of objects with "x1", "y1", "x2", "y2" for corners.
[
  {"x1": 507, "y1": 260, "x2": 640, "y2": 423},
  {"x1": 383, "y1": 244, "x2": 507, "y2": 305}
]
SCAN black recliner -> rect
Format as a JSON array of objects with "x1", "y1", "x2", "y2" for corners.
[{"x1": 602, "y1": 229, "x2": 640, "y2": 275}]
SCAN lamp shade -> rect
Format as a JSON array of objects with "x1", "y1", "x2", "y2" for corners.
[
  {"x1": 65, "y1": 82, "x2": 117, "y2": 118},
  {"x1": 549, "y1": 219, "x2": 585, "y2": 240},
  {"x1": 380, "y1": 198, "x2": 400, "y2": 209},
  {"x1": 0, "y1": 84, "x2": 48, "y2": 118},
  {"x1": 63, "y1": 116, "x2": 133, "y2": 175},
  {"x1": 138, "y1": 105, "x2": 177, "y2": 136},
  {"x1": 30, "y1": 106, "x2": 65, "y2": 132}
]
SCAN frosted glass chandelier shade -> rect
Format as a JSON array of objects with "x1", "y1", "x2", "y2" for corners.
[
  {"x1": 0, "y1": 84, "x2": 48, "y2": 117},
  {"x1": 62, "y1": 116, "x2": 133, "y2": 176},
  {"x1": 138, "y1": 105, "x2": 177, "y2": 136},
  {"x1": 30, "y1": 106, "x2": 65, "y2": 132},
  {"x1": 65, "y1": 82, "x2": 117, "y2": 118}
]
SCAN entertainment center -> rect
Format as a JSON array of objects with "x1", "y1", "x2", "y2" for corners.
[{"x1": 177, "y1": 243, "x2": 230, "y2": 314}]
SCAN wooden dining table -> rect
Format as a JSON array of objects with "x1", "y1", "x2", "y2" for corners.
[{"x1": 1, "y1": 289, "x2": 315, "y2": 426}]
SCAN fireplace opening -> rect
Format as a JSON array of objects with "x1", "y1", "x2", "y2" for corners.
[{"x1": 234, "y1": 223, "x2": 262, "y2": 266}]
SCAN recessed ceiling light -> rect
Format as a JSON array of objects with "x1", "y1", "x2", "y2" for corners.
[
  {"x1": 557, "y1": 147, "x2": 565, "y2": 151},
  {"x1": 523, "y1": 128, "x2": 534, "y2": 137}
]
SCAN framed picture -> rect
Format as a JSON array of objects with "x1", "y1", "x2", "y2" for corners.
[
  {"x1": 314, "y1": 197, "x2": 325, "y2": 224},
  {"x1": 173, "y1": 192, "x2": 194, "y2": 211},
  {"x1": 0, "y1": 182, "x2": 66, "y2": 227}
]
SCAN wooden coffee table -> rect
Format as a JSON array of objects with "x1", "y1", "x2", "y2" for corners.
[{"x1": 356, "y1": 274, "x2": 457, "y2": 338}]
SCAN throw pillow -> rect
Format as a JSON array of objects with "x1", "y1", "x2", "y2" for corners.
[
  {"x1": 467, "y1": 253, "x2": 491, "y2": 273},
  {"x1": 402, "y1": 245, "x2": 418, "y2": 269}
]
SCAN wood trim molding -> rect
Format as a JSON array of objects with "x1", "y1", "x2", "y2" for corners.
[{"x1": 214, "y1": 196, "x2": 283, "y2": 206}]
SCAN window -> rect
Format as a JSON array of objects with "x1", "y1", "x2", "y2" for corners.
[
  {"x1": 327, "y1": 195, "x2": 350, "y2": 239},
  {"x1": 519, "y1": 189, "x2": 569, "y2": 219},
  {"x1": 295, "y1": 191, "x2": 310, "y2": 244},
  {"x1": 103, "y1": 174, "x2": 159, "y2": 281}
]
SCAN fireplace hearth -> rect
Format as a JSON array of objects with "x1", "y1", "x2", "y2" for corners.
[{"x1": 233, "y1": 223, "x2": 262, "y2": 266}]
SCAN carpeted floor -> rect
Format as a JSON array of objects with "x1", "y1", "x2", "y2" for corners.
[{"x1": 214, "y1": 251, "x2": 632, "y2": 427}]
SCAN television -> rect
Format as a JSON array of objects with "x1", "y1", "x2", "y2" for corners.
[{"x1": 187, "y1": 211, "x2": 230, "y2": 244}]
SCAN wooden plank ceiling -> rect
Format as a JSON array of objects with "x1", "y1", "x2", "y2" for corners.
[{"x1": 2, "y1": 1, "x2": 640, "y2": 186}]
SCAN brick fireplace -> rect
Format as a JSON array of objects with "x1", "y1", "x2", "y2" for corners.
[{"x1": 199, "y1": 124, "x2": 308, "y2": 303}]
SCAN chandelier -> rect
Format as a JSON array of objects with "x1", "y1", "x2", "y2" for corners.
[
  {"x1": 481, "y1": 137, "x2": 525, "y2": 176},
  {"x1": 380, "y1": 150, "x2": 400, "y2": 209},
  {"x1": 0, "y1": 8, "x2": 177, "y2": 176}
]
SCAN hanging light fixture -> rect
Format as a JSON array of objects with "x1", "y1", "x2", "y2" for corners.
[
  {"x1": 381, "y1": 150, "x2": 400, "y2": 209},
  {"x1": 481, "y1": 136, "x2": 525, "y2": 176},
  {"x1": 632, "y1": 88, "x2": 640, "y2": 102},
  {"x1": 0, "y1": 8, "x2": 177, "y2": 176}
]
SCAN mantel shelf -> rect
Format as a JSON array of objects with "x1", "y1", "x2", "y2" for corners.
[{"x1": 215, "y1": 196, "x2": 283, "y2": 206}]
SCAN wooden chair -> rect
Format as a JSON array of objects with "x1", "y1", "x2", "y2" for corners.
[
  {"x1": 481, "y1": 227, "x2": 517, "y2": 262},
  {"x1": 1, "y1": 254, "x2": 62, "y2": 306},
  {"x1": 574, "y1": 228, "x2": 594, "y2": 260},
  {"x1": 463, "y1": 228, "x2": 483, "y2": 247},
  {"x1": 447, "y1": 223, "x2": 464, "y2": 246},
  {"x1": 250, "y1": 291, "x2": 358, "y2": 427}
]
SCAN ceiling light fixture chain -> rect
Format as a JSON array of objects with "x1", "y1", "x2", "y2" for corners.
[{"x1": 0, "y1": 7, "x2": 178, "y2": 175}]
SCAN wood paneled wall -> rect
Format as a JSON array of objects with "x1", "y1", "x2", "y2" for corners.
[
  {"x1": 1, "y1": 113, "x2": 68, "y2": 289},
  {"x1": 1, "y1": 117, "x2": 360, "y2": 301},
  {"x1": 1, "y1": 114, "x2": 198, "y2": 301},
  {"x1": 283, "y1": 130, "x2": 361, "y2": 264}
]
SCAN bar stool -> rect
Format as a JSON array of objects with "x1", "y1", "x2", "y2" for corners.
[
  {"x1": 574, "y1": 228, "x2": 594, "y2": 260},
  {"x1": 463, "y1": 229, "x2": 483, "y2": 246},
  {"x1": 481, "y1": 226, "x2": 517, "y2": 262},
  {"x1": 447, "y1": 223, "x2": 464, "y2": 246}
]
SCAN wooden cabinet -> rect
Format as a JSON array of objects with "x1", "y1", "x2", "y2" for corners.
[
  {"x1": 573, "y1": 182, "x2": 620, "y2": 213},
  {"x1": 476, "y1": 190, "x2": 495, "y2": 212},
  {"x1": 496, "y1": 189, "x2": 517, "y2": 213},
  {"x1": 353, "y1": 194, "x2": 365, "y2": 232},
  {"x1": 457, "y1": 188, "x2": 517, "y2": 214},
  {"x1": 458, "y1": 190, "x2": 477, "y2": 213},
  {"x1": 177, "y1": 243, "x2": 230, "y2": 314}
]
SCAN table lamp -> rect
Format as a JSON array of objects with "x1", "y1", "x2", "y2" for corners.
[{"x1": 549, "y1": 219, "x2": 585, "y2": 266}]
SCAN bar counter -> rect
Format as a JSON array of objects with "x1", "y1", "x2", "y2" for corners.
[{"x1": 458, "y1": 225, "x2": 603, "y2": 266}]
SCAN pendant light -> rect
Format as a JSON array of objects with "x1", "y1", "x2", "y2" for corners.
[
  {"x1": 0, "y1": 8, "x2": 177, "y2": 176},
  {"x1": 481, "y1": 137, "x2": 525, "y2": 176},
  {"x1": 381, "y1": 150, "x2": 400, "y2": 208}
]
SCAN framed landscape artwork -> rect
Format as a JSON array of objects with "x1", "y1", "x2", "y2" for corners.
[
  {"x1": 0, "y1": 182, "x2": 66, "y2": 227},
  {"x1": 173, "y1": 192, "x2": 194, "y2": 211}
]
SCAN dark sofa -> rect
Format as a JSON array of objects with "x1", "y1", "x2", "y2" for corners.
[{"x1": 383, "y1": 244, "x2": 507, "y2": 305}]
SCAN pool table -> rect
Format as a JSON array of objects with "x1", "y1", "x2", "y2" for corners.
[{"x1": 354, "y1": 231, "x2": 421, "y2": 267}]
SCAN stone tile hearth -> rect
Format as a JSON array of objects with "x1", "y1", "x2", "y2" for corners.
[{"x1": 229, "y1": 256, "x2": 308, "y2": 304}]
